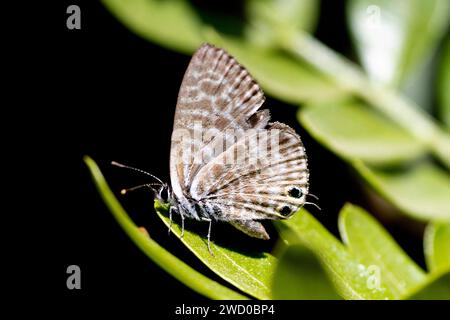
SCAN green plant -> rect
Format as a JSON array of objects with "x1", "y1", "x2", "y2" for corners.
[
  {"x1": 85, "y1": 157, "x2": 449, "y2": 299},
  {"x1": 88, "y1": 0, "x2": 450, "y2": 299},
  {"x1": 101, "y1": 0, "x2": 450, "y2": 222}
]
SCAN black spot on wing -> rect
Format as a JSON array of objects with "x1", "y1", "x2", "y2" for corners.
[
  {"x1": 280, "y1": 206, "x2": 292, "y2": 216},
  {"x1": 288, "y1": 187, "x2": 302, "y2": 198}
]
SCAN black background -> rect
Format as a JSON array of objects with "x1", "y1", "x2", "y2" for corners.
[{"x1": 18, "y1": 0, "x2": 434, "y2": 309}]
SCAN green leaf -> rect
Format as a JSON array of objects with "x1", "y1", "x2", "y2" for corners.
[
  {"x1": 272, "y1": 244, "x2": 341, "y2": 300},
  {"x1": 277, "y1": 205, "x2": 449, "y2": 300},
  {"x1": 221, "y1": 37, "x2": 349, "y2": 105},
  {"x1": 155, "y1": 202, "x2": 277, "y2": 300},
  {"x1": 102, "y1": 0, "x2": 347, "y2": 105},
  {"x1": 424, "y1": 223, "x2": 450, "y2": 272},
  {"x1": 338, "y1": 204, "x2": 426, "y2": 298},
  {"x1": 348, "y1": 0, "x2": 450, "y2": 86},
  {"x1": 85, "y1": 154, "x2": 449, "y2": 300},
  {"x1": 354, "y1": 161, "x2": 450, "y2": 222},
  {"x1": 282, "y1": 30, "x2": 450, "y2": 168},
  {"x1": 275, "y1": 209, "x2": 394, "y2": 300},
  {"x1": 84, "y1": 156, "x2": 248, "y2": 300},
  {"x1": 299, "y1": 101, "x2": 450, "y2": 221},
  {"x1": 439, "y1": 39, "x2": 450, "y2": 130},
  {"x1": 245, "y1": 0, "x2": 319, "y2": 46},
  {"x1": 299, "y1": 102, "x2": 426, "y2": 165},
  {"x1": 247, "y1": 0, "x2": 319, "y2": 33},
  {"x1": 407, "y1": 272, "x2": 450, "y2": 300},
  {"x1": 102, "y1": 0, "x2": 204, "y2": 54}
]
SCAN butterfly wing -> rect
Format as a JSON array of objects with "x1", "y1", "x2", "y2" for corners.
[
  {"x1": 170, "y1": 44, "x2": 266, "y2": 201},
  {"x1": 191, "y1": 122, "x2": 309, "y2": 221},
  {"x1": 170, "y1": 42, "x2": 309, "y2": 233}
]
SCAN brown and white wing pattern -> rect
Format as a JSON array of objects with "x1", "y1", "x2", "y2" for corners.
[
  {"x1": 170, "y1": 44, "x2": 266, "y2": 200},
  {"x1": 169, "y1": 43, "x2": 310, "y2": 240},
  {"x1": 191, "y1": 122, "x2": 309, "y2": 221}
]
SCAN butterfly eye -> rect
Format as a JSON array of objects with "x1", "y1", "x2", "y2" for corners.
[
  {"x1": 279, "y1": 206, "x2": 292, "y2": 216},
  {"x1": 288, "y1": 187, "x2": 302, "y2": 198}
]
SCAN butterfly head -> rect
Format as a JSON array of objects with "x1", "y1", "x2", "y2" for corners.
[
  {"x1": 155, "y1": 182, "x2": 172, "y2": 204},
  {"x1": 112, "y1": 161, "x2": 174, "y2": 204}
]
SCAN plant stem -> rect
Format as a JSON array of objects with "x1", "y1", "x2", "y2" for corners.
[{"x1": 280, "y1": 30, "x2": 450, "y2": 167}]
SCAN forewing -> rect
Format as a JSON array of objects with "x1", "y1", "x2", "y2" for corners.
[
  {"x1": 170, "y1": 43, "x2": 266, "y2": 198},
  {"x1": 192, "y1": 122, "x2": 309, "y2": 221}
]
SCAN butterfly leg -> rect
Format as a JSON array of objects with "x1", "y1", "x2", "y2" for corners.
[
  {"x1": 229, "y1": 220, "x2": 270, "y2": 240},
  {"x1": 202, "y1": 218, "x2": 213, "y2": 255},
  {"x1": 180, "y1": 212, "x2": 185, "y2": 238},
  {"x1": 168, "y1": 206, "x2": 175, "y2": 235}
]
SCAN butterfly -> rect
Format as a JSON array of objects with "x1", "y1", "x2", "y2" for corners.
[{"x1": 114, "y1": 43, "x2": 315, "y2": 254}]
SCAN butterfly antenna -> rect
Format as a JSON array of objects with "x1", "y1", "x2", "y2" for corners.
[
  {"x1": 307, "y1": 193, "x2": 319, "y2": 200},
  {"x1": 305, "y1": 201, "x2": 322, "y2": 211},
  {"x1": 120, "y1": 183, "x2": 161, "y2": 195},
  {"x1": 111, "y1": 161, "x2": 164, "y2": 185}
]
